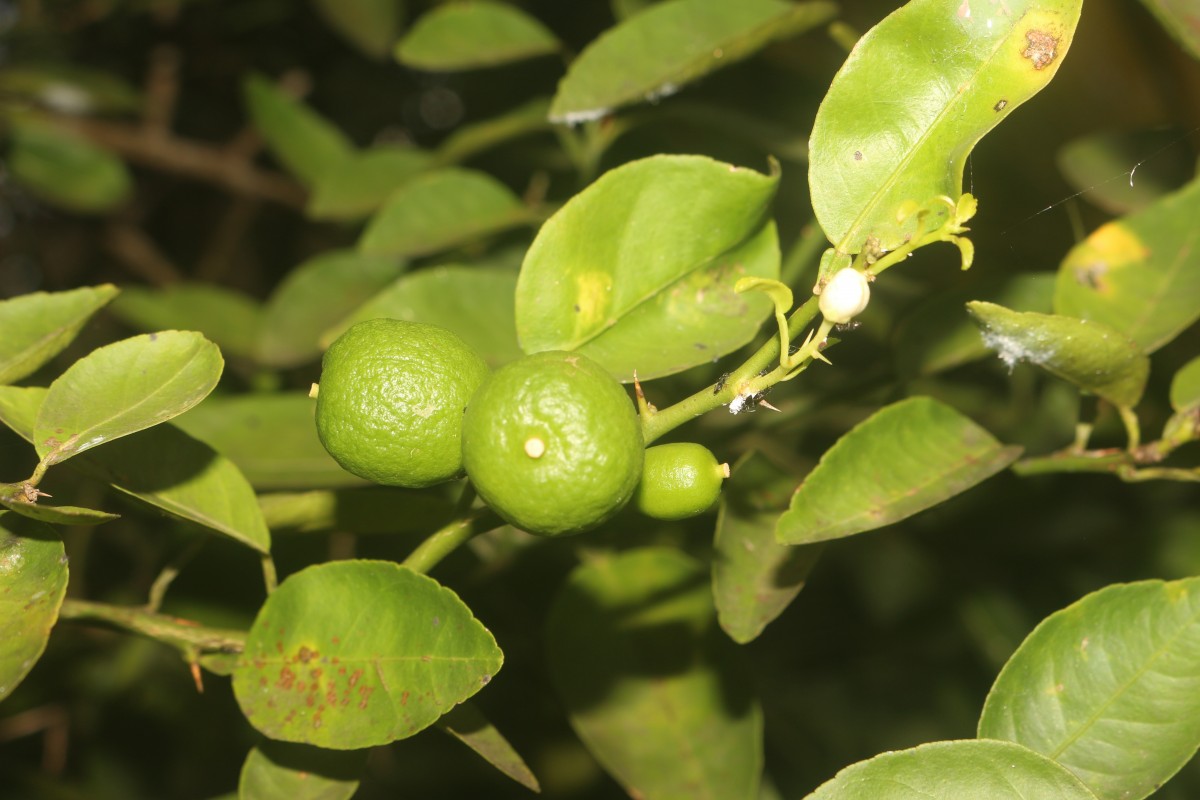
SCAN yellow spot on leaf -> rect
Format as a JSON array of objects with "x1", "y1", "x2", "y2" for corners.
[{"x1": 572, "y1": 271, "x2": 612, "y2": 340}]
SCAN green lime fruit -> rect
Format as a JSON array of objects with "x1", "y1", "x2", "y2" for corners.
[
  {"x1": 315, "y1": 318, "x2": 489, "y2": 488},
  {"x1": 635, "y1": 443, "x2": 729, "y2": 520},
  {"x1": 461, "y1": 350, "x2": 643, "y2": 536}
]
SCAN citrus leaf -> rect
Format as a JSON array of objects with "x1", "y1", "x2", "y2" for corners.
[
  {"x1": 805, "y1": 739, "x2": 1100, "y2": 800},
  {"x1": 257, "y1": 251, "x2": 402, "y2": 369},
  {"x1": 175, "y1": 393, "x2": 364, "y2": 491},
  {"x1": 0, "y1": 514, "x2": 68, "y2": 703},
  {"x1": 232, "y1": 560, "x2": 503, "y2": 749},
  {"x1": 1138, "y1": 0, "x2": 1200, "y2": 58},
  {"x1": 0, "y1": 284, "x2": 119, "y2": 385},
  {"x1": 966, "y1": 301, "x2": 1150, "y2": 408},
  {"x1": 0, "y1": 385, "x2": 43, "y2": 441},
  {"x1": 358, "y1": 168, "x2": 532, "y2": 259},
  {"x1": 257, "y1": 488, "x2": 456, "y2": 536},
  {"x1": 33, "y1": 331, "x2": 224, "y2": 465},
  {"x1": 323, "y1": 264, "x2": 521, "y2": 369},
  {"x1": 516, "y1": 154, "x2": 779, "y2": 382},
  {"x1": 435, "y1": 97, "x2": 554, "y2": 165},
  {"x1": 312, "y1": 0, "x2": 404, "y2": 60},
  {"x1": 893, "y1": 273, "x2": 1056, "y2": 378},
  {"x1": 1054, "y1": 173, "x2": 1200, "y2": 354},
  {"x1": 548, "y1": 0, "x2": 835, "y2": 123},
  {"x1": 0, "y1": 493, "x2": 118, "y2": 526},
  {"x1": 1170, "y1": 355, "x2": 1200, "y2": 413},
  {"x1": 546, "y1": 547, "x2": 763, "y2": 800},
  {"x1": 238, "y1": 739, "x2": 367, "y2": 800},
  {"x1": 307, "y1": 147, "x2": 432, "y2": 221},
  {"x1": 1056, "y1": 128, "x2": 1192, "y2": 215},
  {"x1": 395, "y1": 1, "x2": 558, "y2": 71},
  {"x1": 714, "y1": 452, "x2": 821, "y2": 644},
  {"x1": 243, "y1": 74, "x2": 354, "y2": 187},
  {"x1": 0, "y1": 387, "x2": 271, "y2": 552},
  {"x1": 777, "y1": 397, "x2": 1021, "y2": 545},
  {"x1": 979, "y1": 578, "x2": 1200, "y2": 800},
  {"x1": 110, "y1": 284, "x2": 262, "y2": 360},
  {"x1": 9, "y1": 122, "x2": 132, "y2": 213},
  {"x1": 809, "y1": 0, "x2": 1084, "y2": 255},
  {"x1": 438, "y1": 701, "x2": 540, "y2": 792}
]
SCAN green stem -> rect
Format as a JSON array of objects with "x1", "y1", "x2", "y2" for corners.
[
  {"x1": 642, "y1": 295, "x2": 822, "y2": 444},
  {"x1": 260, "y1": 553, "x2": 278, "y2": 595},
  {"x1": 1117, "y1": 405, "x2": 1141, "y2": 451},
  {"x1": 403, "y1": 507, "x2": 503, "y2": 575},
  {"x1": 59, "y1": 599, "x2": 246, "y2": 654},
  {"x1": 145, "y1": 538, "x2": 206, "y2": 613}
]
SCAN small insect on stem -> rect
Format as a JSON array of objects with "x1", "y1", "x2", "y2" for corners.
[{"x1": 713, "y1": 372, "x2": 731, "y2": 395}]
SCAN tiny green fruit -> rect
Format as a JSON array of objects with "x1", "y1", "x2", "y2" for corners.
[
  {"x1": 315, "y1": 318, "x2": 489, "y2": 488},
  {"x1": 635, "y1": 443, "x2": 729, "y2": 520}
]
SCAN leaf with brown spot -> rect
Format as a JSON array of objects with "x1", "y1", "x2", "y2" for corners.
[{"x1": 232, "y1": 560, "x2": 503, "y2": 749}]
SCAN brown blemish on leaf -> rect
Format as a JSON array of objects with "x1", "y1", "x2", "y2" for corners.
[
  {"x1": 401, "y1": 690, "x2": 409, "y2": 706},
  {"x1": 278, "y1": 667, "x2": 296, "y2": 690},
  {"x1": 297, "y1": 645, "x2": 318, "y2": 663},
  {"x1": 853, "y1": 150, "x2": 862, "y2": 161},
  {"x1": 331, "y1": 636, "x2": 340, "y2": 645},
  {"x1": 349, "y1": 668, "x2": 363, "y2": 688},
  {"x1": 297, "y1": 681, "x2": 307, "y2": 692},
  {"x1": 1022, "y1": 30, "x2": 1058, "y2": 70},
  {"x1": 310, "y1": 668, "x2": 323, "y2": 680},
  {"x1": 993, "y1": 99, "x2": 1008, "y2": 112},
  {"x1": 358, "y1": 685, "x2": 375, "y2": 709},
  {"x1": 1074, "y1": 262, "x2": 1109, "y2": 292}
]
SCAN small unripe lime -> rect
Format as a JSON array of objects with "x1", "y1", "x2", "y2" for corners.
[
  {"x1": 635, "y1": 443, "x2": 728, "y2": 520},
  {"x1": 462, "y1": 351, "x2": 643, "y2": 537},
  {"x1": 315, "y1": 319, "x2": 489, "y2": 488}
]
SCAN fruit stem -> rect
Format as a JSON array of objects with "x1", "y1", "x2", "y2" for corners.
[
  {"x1": 403, "y1": 505, "x2": 504, "y2": 576},
  {"x1": 642, "y1": 294, "x2": 822, "y2": 444}
]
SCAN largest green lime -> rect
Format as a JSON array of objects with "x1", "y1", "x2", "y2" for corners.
[
  {"x1": 462, "y1": 351, "x2": 643, "y2": 536},
  {"x1": 316, "y1": 318, "x2": 489, "y2": 487}
]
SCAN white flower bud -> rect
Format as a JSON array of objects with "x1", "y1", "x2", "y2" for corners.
[{"x1": 819, "y1": 268, "x2": 870, "y2": 324}]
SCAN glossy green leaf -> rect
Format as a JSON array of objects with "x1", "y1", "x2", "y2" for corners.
[
  {"x1": 0, "y1": 385, "x2": 43, "y2": 441},
  {"x1": 33, "y1": 331, "x2": 224, "y2": 465},
  {"x1": 805, "y1": 739, "x2": 1100, "y2": 800},
  {"x1": 324, "y1": 265, "x2": 522, "y2": 369},
  {"x1": 1054, "y1": 174, "x2": 1200, "y2": 354},
  {"x1": 0, "y1": 65, "x2": 140, "y2": 115},
  {"x1": 809, "y1": 0, "x2": 1083, "y2": 255},
  {"x1": 516, "y1": 155, "x2": 779, "y2": 382},
  {"x1": 979, "y1": 578, "x2": 1200, "y2": 800},
  {"x1": 435, "y1": 97, "x2": 554, "y2": 165},
  {"x1": 9, "y1": 123, "x2": 132, "y2": 213},
  {"x1": 777, "y1": 397, "x2": 1021, "y2": 545},
  {"x1": 358, "y1": 168, "x2": 532, "y2": 258},
  {"x1": 257, "y1": 251, "x2": 402, "y2": 369},
  {"x1": 110, "y1": 284, "x2": 261, "y2": 360},
  {"x1": 0, "y1": 514, "x2": 68, "y2": 702},
  {"x1": 174, "y1": 393, "x2": 363, "y2": 491},
  {"x1": 1138, "y1": 0, "x2": 1200, "y2": 58},
  {"x1": 312, "y1": 0, "x2": 404, "y2": 59},
  {"x1": 1170, "y1": 356, "x2": 1200, "y2": 412},
  {"x1": 439, "y1": 701, "x2": 540, "y2": 792},
  {"x1": 0, "y1": 490, "x2": 118, "y2": 526},
  {"x1": 0, "y1": 387, "x2": 271, "y2": 552},
  {"x1": 967, "y1": 301, "x2": 1150, "y2": 408},
  {"x1": 549, "y1": 0, "x2": 835, "y2": 123},
  {"x1": 243, "y1": 74, "x2": 354, "y2": 187},
  {"x1": 307, "y1": 147, "x2": 432, "y2": 221},
  {"x1": 258, "y1": 487, "x2": 456, "y2": 536},
  {"x1": 0, "y1": 284, "x2": 119, "y2": 385},
  {"x1": 238, "y1": 739, "x2": 367, "y2": 800},
  {"x1": 894, "y1": 273, "x2": 1056, "y2": 377},
  {"x1": 1057, "y1": 128, "x2": 1192, "y2": 215},
  {"x1": 232, "y1": 560, "x2": 503, "y2": 748},
  {"x1": 546, "y1": 547, "x2": 762, "y2": 800},
  {"x1": 714, "y1": 452, "x2": 821, "y2": 644},
  {"x1": 396, "y1": 1, "x2": 558, "y2": 71}
]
